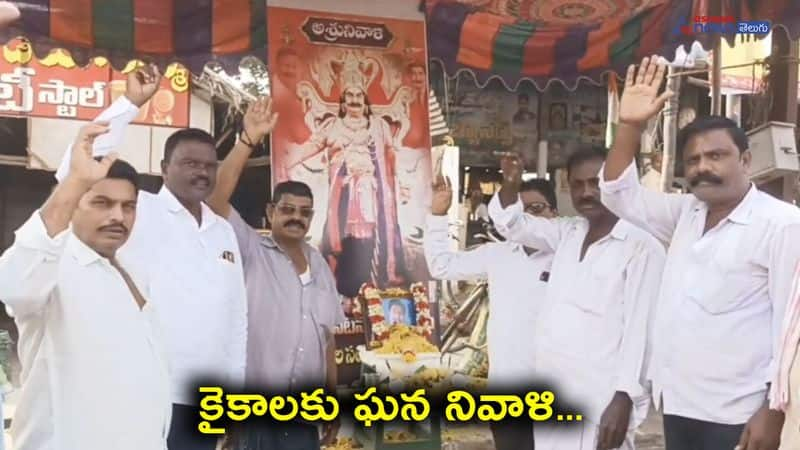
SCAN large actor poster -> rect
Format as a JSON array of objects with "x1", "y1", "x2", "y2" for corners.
[{"x1": 268, "y1": 1, "x2": 432, "y2": 300}]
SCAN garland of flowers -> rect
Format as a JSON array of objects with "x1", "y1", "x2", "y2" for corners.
[
  {"x1": 410, "y1": 282, "x2": 434, "y2": 339},
  {"x1": 359, "y1": 283, "x2": 388, "y2": 342}
]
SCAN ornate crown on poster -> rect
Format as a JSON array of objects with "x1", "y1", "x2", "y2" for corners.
[{"x1": 335, "y1": 50, "x2": 378, "y2": 93}]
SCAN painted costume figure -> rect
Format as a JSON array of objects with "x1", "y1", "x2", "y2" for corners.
[{"x1": 289, "y1": 66, "x2": 408, "y2": 297}]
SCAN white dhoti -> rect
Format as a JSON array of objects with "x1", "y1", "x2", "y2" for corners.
[{"x1": 535, "y1": 422, "x2": 636, "y2": 450}]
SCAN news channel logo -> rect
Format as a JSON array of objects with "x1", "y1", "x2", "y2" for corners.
[{"x1": 672, "y1": 16, "x2": 771, "y2": 37}]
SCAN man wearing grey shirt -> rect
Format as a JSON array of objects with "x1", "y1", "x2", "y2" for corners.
[{"x1": 207, "y1": 97, "x2": 346, "y2": 449}]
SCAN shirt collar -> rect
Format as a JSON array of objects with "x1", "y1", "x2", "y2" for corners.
[
  {"x1": 610, "y1": 220, "x2": 629, "y2": 240},
  {"x1": 67, "y1": 234, "x2": 107, "y2": 267},
  {"x1": 693, "y1": 183, "x2": 757, "y2": 226},
  {"x1": 260, "y1": 234, "x2": 316, "y2": 278},
  {"x1": 157, "y1": 186, "x2": 218, "y2": 230},
  {"x1": 571, "y1": 217, "x2": 628, "y2": 241}
]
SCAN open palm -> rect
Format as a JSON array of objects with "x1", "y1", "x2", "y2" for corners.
[
  {"x1": 243, "y1": 96, "x2": 278, "y2": 142},
  {"x1": 619, "y1": 56, "x2": 673, "y2": 126}
]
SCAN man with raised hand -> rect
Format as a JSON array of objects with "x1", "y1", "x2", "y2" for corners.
[
  {"x1": 206, "y1": 98, "x2": 346, "y2": 449},
  {"x1": 489, "y1": 147, "x2": 665, "y2": 450},
  {"x1": 55, "y1": 66, "x2": 247, "y2": 450},
  {"x1": 0, "y1": 123, "x2": 171, "y2": 449},
  {"x1": 425, "y1": 175, "x2": 559, "y2": 450},
  {"x1": 600, "y1": 55, "x2": 800, "y2": 450}
]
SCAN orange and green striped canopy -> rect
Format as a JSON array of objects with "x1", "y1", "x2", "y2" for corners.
[
  {"x1": 2, "y1": 0, "x2": 799, "y2": 87},
  {"x1": 427, "y1": 0, "x2": 800, "y2": 90},
  {"x1": 0, "y1": 0, "x2": 267, "y2": 73}
]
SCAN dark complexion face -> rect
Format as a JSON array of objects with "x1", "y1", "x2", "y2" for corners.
[
  {"x1": 568, "y1": 158, "x2": 614, "y2": 222},
  {"x1": 161, "y1": 140, "x2": 218, "y2": 206},
  {"x1": 682, "y1": 129, "x2": 751, "y2": 206},
  {"x1": 267, "y1": 193, "x2": 314, "y2": 243}
]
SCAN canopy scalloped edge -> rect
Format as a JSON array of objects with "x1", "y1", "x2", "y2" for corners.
[
  {"x1": 0, "y1": 31, "x2": 264, "y2": 75},
  {"x1": 430, "y1": 24, "x2": 800, "y2": 94}
]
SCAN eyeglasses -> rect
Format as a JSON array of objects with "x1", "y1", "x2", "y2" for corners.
[
  {"x1": 275, "y1": 203, "x2": 314, "y2": 218},
  {"x1": 524, "y1": 202, "x2": 551, "y2": 214}
]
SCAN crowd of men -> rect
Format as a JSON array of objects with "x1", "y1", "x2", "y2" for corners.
[
  {"x1": 0, "y1": 54, "x2": 799, "y2": 450},
  {"x1": 426, "y1": 57, "x2": 800, "y2": 450}
]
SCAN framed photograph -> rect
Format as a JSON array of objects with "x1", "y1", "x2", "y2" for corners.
[
  {"x1": 383, "y1": 298, "x2": 416, "y2": 326},
  {"x1": 358, "y1": 282, "x2": 434, "y2": 346}
]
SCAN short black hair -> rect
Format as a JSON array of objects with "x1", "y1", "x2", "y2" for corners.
[
  {"x1": 163, "y1": 128, "x2": 216, "y2": 164},
  {"x1": 677, "y1": 115, "x2": 748, "y2": 154},
  {"x1": 273, "y1": 180, "x2": 313, "y2": 204},
  {"x1": 94, "y1": 157, "x2": 139, "y2": 191},
  {"x1": 566, "y1": 145, "x2": 607, "y2": 178},
  {"x1": 520, "y1": 178, "x2": 557, "y2": 210}
]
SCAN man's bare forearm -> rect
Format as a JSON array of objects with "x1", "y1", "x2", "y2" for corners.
[
  {"x1": 604, "y1": 122, "x2": 645, "y2": 181},
  {"x1": 41, "y1": 177, "x2": 92, "y2": 237},
  {"x1": 207, "y1": 141, "x2": 253, "y2": 217}
]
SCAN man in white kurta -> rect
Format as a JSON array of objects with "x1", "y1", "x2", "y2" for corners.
[
  {"x1": 0, "y1": 124, "x2": 171, "y2": 449},
  {"x1": 54, "y1": 67, "x2": 247, "y2": 450},
  {"x1": 490, "y1": 148, "x2": 665, "y2": 450},
  {"x1": 425, "y1": 177, "x2": 558, "y2": 450},
  {"x1": 600, "y1": 56, "x2": 800, "y2": 450}
]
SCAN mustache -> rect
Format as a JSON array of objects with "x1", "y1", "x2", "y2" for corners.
[
  {"x1": 347, "y1": 102, "x2": 363, "y2": 108},
  {"x1": 191, "y1": 176, "x2": 210, "y2": 185},
  {"x1": 689, "y1": 173, "x2": 723, "y2": 187},
  {"x1": 577, "y1": 198, "x2": 600, "y2": 207},
  {"x1": 98, "y1": 223, "x2": 128, "y2": 234},
  {"x1": 283, "y1": 220, "x2": 306, "y2": 230}
]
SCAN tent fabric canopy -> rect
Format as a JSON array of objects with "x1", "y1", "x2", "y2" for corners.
[
  {"x1": 0, "y1": 0, "x2": 267, "y2": 73},
  {"x1": 427, "y1": 0, "x2": 800, "y2": 91},
  {"x1": 1, "y1": 0, "x2": 799, "y2": 90}
]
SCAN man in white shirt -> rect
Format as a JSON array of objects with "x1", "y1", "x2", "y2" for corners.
[
  {"x1": 0, "y1": 123, "x2": 171, "y2": 449},
  {"x1": 55, "y1": 67, "x2": 247, "y2": 450},
  {"x1": 600, "y1": 56, "x2": 800, "y2": 450},
  {"x1": 425, "y1": 175, "x2": 558, "y2": 450},
  {"x1": 490, "y1": 148, "x2": 665, "y2": 450}
]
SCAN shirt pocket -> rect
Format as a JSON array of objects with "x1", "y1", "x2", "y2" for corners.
[
  {"x1": 687, "y1": 255, "x2": 760, "y2": 315},
  {"x1": 565, "y1": 264, "x2": 619, "y2": 316}
]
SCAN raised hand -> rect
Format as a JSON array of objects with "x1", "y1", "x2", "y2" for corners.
[
  {"x1": 242, "y1": 96, "x2": 279, "y2": 144},
  {"x1": 68, "y1": 122, "x2": 118, "y2": 187},
  {"x1": 619, "y1": 56, "x2": 673, "y2": 128},
  {"x1": 431, "y1": 175, "x2": 453, "y2": 216},
  {"x1": 125, "y1": 63, "x2": 162, "y2": 107}
]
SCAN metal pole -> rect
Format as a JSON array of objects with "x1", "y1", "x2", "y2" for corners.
[
  {"x1": 662, "y1": 66, "x2": 681, "y2": 192},
  {"x1": 711, "y1": 35, "x2": 722, "y2": 116},
  {"x1": 537, "y1": 140, "x2": 548, "y2": 179}
]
